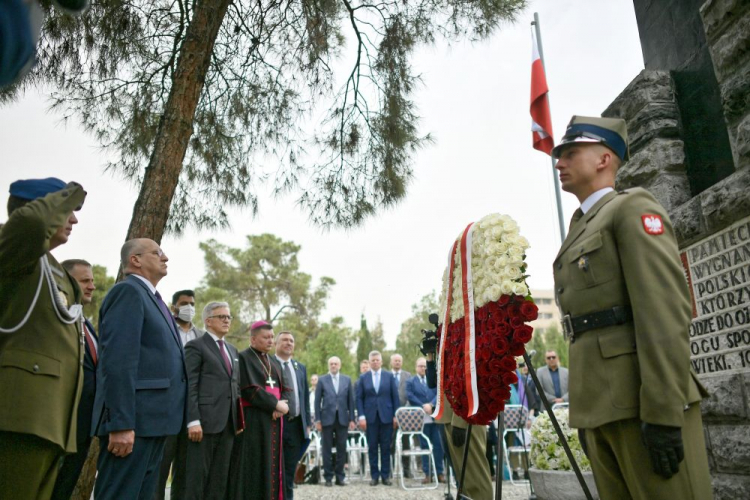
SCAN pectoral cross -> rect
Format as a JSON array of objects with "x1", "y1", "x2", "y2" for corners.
[{"x1": 266, "y1": 377, "x2": 276, "y2": 388}]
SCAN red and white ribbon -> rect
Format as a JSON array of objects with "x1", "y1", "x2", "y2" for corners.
[
  {"x1": 459, "y1": 223, "x2": 479, "y2": 416},
  {"x1": 432, "y1": 239, "x2": 459, "y2": 420}
]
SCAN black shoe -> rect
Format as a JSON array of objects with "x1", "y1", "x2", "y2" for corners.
[
  {"x1": 335, "y1": 479, "x2": 347, "y2": 486},
  {"x1": 369, "y1": 478, "x2": 379, "y2": 486},
  {"x1": 404, "y1": 471, "x2": 413, "y2": 479},
  {"x1": 325, "y1": 481, "x2": 333, "y2": 487},
  {"x1": 382, "y1": 478, "x2": 393, "y2": 486}
]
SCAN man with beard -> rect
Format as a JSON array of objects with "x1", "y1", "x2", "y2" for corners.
[{"x1": 229, "y1": 321, "x2": 289, "y2": 500}]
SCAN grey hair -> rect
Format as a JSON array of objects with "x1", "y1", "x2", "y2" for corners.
[
  {"x1": 202, "y1": 301, "x2": 230, "y2": 323},
  {"x1": 120, "y1": 239, "x2": 143, "y2": 268},
  {"x1": 368, "y1": 350, "x2": 382, "y2": 359}
]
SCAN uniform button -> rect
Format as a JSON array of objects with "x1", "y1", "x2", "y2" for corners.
[
  {"x1": 556, "y1": 262, "x2": 562, "y2": 270},
  {"x1": 33, "y1": 364, "x2": 40, "y2": 372},
  {"x1": 557, "y1": 287, "x2": 564, "y2": 294}
]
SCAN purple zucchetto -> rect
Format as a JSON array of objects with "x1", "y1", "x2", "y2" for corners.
[{"x1": 250, "y1": 321, "x2": 272, "y2": 331}]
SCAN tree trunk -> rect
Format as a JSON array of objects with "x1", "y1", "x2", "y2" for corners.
[
  {"x1": 75, "y1": 0, "x2": 232, "y2": 496},
  {"x1": 124, "y1": 0, "x2": 232, "y2": 245}
]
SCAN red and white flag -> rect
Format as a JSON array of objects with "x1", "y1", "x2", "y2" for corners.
[{"x1": 530, "y1": 29, "x2": 554, "y2": 155}]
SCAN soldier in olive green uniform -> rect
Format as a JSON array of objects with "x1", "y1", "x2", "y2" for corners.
[
  {"x1": 0, "y1": 178, "x2": 87, "y2": 499},
  {"x1": 551, "y1": 117, "x2": 712, "y2": 499},
  {"x1": 426, "y1": 353, "x2": 493, "y2": 500}
]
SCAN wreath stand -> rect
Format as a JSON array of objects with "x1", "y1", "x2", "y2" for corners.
[{"x1": 454, "y1": 349, "x2": 594, "y2": 500}]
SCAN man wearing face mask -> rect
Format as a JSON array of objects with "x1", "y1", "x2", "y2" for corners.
[{"x1": 154, "y1": 290, "x2": 204, "y2": 500}]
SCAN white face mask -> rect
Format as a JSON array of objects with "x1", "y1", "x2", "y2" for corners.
[{"x1": 177, "y1": 304, "x2": 195, "y2": 323}]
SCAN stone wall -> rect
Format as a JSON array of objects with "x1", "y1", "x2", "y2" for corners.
[
  {"x1": 602, "y1": 2, "x2": 750, "y2": 498},
  {"x1": 701, "y1": 0, "x2": 750, "y2": 172}
]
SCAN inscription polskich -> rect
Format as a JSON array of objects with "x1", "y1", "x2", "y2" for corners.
[{"x1": 682, "y1": 217, "x2": 750, "y2": 378}]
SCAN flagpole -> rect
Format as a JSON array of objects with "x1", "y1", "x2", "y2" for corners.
[{"x1": 532, "y1": 12, "x2": 567, "y2": 242}]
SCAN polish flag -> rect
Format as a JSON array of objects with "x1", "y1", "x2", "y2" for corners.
[{"x1": 530, "y1": 30, "x2": 554, "y2": 155}]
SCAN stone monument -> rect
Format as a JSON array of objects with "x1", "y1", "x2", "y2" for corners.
[{"x1": 602, "y1": 1, "x2": 750, "y2": 497}]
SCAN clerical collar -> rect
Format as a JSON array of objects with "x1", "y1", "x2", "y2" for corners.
[
  {"x1": 581, "y1": 187, "x2": 614, "y2": 214},
  {"x1": 250, "y1": 347, "x2": 267, "y2": 356}
]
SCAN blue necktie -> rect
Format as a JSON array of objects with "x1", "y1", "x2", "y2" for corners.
[{"x1": 374, "y1": 371, "x2": 380, "y2": 393}]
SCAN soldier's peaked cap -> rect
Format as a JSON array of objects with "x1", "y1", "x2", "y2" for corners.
[
  {"x1": 9, "y1": 177, "x2": 66, "y2": 201},
  {"x1": 551, "y1": 115, "x2": 629, "y2": 161}
]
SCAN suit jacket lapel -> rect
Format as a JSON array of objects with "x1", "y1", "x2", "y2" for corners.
[
  {"x1": 204, "y1": 334, "x2": 230, "y2": 377},
  {"x1": 556, "y1": 191, "x2": 618, "y2": 259},
  {"x1": 127, "y1": 275, "x2": 182, "y2": 349}
]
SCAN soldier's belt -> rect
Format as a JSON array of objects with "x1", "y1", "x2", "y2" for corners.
[{"x1": 562, "y1": 305, "x2": 633, "y2": 342}]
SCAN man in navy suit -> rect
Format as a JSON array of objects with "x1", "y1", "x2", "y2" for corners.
[
  {"x1": 315, "y1": 356, "x2": 356, "y2": 486},
  {"x1": 51, "y1": 259, "x2": 99, "y2": 500},
  {"x1": 275, "y1": 331, "x2": 311, "y2": 500},
  {"x1": 92, "y1": 239, "x2": 187, "y2": 499},
  {"x1": 406, "y1": 357, "x2": 445, "y2": 483},
  {"x1": 356, "y1": 350, "x2": 400, "y2": 486}
]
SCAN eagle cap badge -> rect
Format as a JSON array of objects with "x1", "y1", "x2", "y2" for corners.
[{"x1": 641, "y1": 214, "x2": 664, "y2": 235}]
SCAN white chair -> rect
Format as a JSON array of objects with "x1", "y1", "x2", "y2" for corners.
[
  {"x1": 346, "y1": 430, "x2": 368, "y2": 480},
  {"x1": 551, "y1": 402, "x2": 569, "y2": 411},
  {"x1": 394, "y1": 407, "x2": 439, "y2": 491},
  {"x1": 501, "y1": 404, "x2": 530, "y2": 485}
]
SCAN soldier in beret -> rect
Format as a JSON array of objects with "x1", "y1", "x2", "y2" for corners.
[
  {"x1": 0, "y1": 177, "x2": 87, "y2": 498},
  {"x1": 552, "y1": 116, "x2": 712, "y2": 499}
]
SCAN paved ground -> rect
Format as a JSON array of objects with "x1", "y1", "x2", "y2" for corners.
[{"x1": 294, "y1": 479, "x2": 532, "y2": 499}]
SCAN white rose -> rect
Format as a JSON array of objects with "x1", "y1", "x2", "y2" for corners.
[
  {"x1": 497, "y1": 242, "x2": 510, "y2": 254},
  {"x1": 511, "y1": 282, "x2": 529, "y2": 296},
  {"x1": 501, "y1": 232, "x2": 519, "y2": 244},
  {"x1": 495, "y1": 255, "x2": 510, "y2": 269},
  {"x1": 508, "y1": 245, "x2": 524, "y2": 258},
  {"x1": 483, "y1": 284, "x2": 502, "y2": 303},
  {"x1": 502, "y1": 219, "x2": 519, "y2": 232},
  {"x1": 500, "y1": 281, "x2": 514, "y2": 295},
  {"x1": 490, "y1": 226, "x2": 504, "y2": 239},
  {"x1": 504, "y1": 265, "x2": 522, "y2": 279}
]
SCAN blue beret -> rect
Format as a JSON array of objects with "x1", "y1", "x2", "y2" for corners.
[{"x1": 9, "y1": 177, "x2": 67, "y2": 201}]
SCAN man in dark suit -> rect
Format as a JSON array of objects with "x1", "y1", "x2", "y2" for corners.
[
  {"x1": 92, "y1": 238, "x2": 187, "y2": 500},
  {"x1": 315, "y1": 356, "x2": 356, "y2": 486},
  {"x1": 51, "y1": 259, "x2": 99, "y2": 500},
  {"x1": 356, "y1": 350, "x2": 400, "y2": 486},
  {"x1": 184, "y1": 302, "x2": 240, "y2": 500},
  {"x1": 274, "y1": 331, "x2": 310, "y2": 500}
]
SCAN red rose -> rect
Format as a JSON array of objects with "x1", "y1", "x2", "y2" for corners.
[
  {"x1": 510, "y1": 316, "x2": 524, "y2": 329},
  {"x1": 513, "y1": 325, "x2": 533, "y2": 344},
  {"x1": 492, "y1": 338, "x2": 509, "y2": 355},
  {"x1": 489, "y1": 358, "x2": 504, "y2": 374},
  {"x1": 477, "y1": 363, "x2": 491, "y2": 378},
  {"x1": 488, "y1": 301, "x2": 501, "y2": 316},
  {"x1": 497, "y1": 322, "x2": 511, "y2": 336},
  {"x1": 509, "y1": 303, "x2": 522, "y2": 317},
  {"x1": 520, "y1": 300, "x2": 539, "y2": 321},
  {"x1": 498, "y1": 295, "x2": 511, "y2": 306},
  {"x1": 499, "y1": 356, "x2": 517, "y2": 372},
  {"x1": 510, "y1": 342, "x2": 526, "y2": 356},
  {"x1": 476, "y1": 306, "x2": 489, "y2": 321},
  {"x1": 502, "y1": 371, "x2": 519, "y2": 386},
  {"x1": 495, "y1": 307, "x2": 508, "y2": 321}
]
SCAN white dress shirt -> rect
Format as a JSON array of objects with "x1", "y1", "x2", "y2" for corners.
[
  {"x1": 581, "y1": 187, "x2": 614, "y2": 214},
  {"x1": 276, "y1": 355, "x2": 300, "y2": 418}
]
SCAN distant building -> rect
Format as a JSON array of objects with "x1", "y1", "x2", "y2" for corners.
[{"x1": 529, "y1": 289, "x2": 560, "y2": 335}]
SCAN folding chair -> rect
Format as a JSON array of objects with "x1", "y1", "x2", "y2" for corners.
[
  {"x1": 346, "y1": 430, "x2": 368, "y2": 480},
  {"x1": 551, "y1": 402, "x2": 569, "y2": 411},
  {"x1": 394, "y1": 407, "x2": 439, "y2": 491},
  {"x1": 501, "y1": 404, "x2": 530, "y2": 485}
]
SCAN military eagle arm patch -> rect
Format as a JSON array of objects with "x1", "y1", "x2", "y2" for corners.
[{"x1": 641, "y1": 214, "x2": 664, "y2": 235}]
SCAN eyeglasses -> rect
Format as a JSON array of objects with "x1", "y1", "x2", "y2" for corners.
[
  {"x1": 209, "y1": 315, "x2": 233, "y2": 321},
  {"x1": 135, "y1": 249, "x2": 165, "y2": 257},
  {"x1": 546, "y1": 356, "x2": 557, "y2": 360}
]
